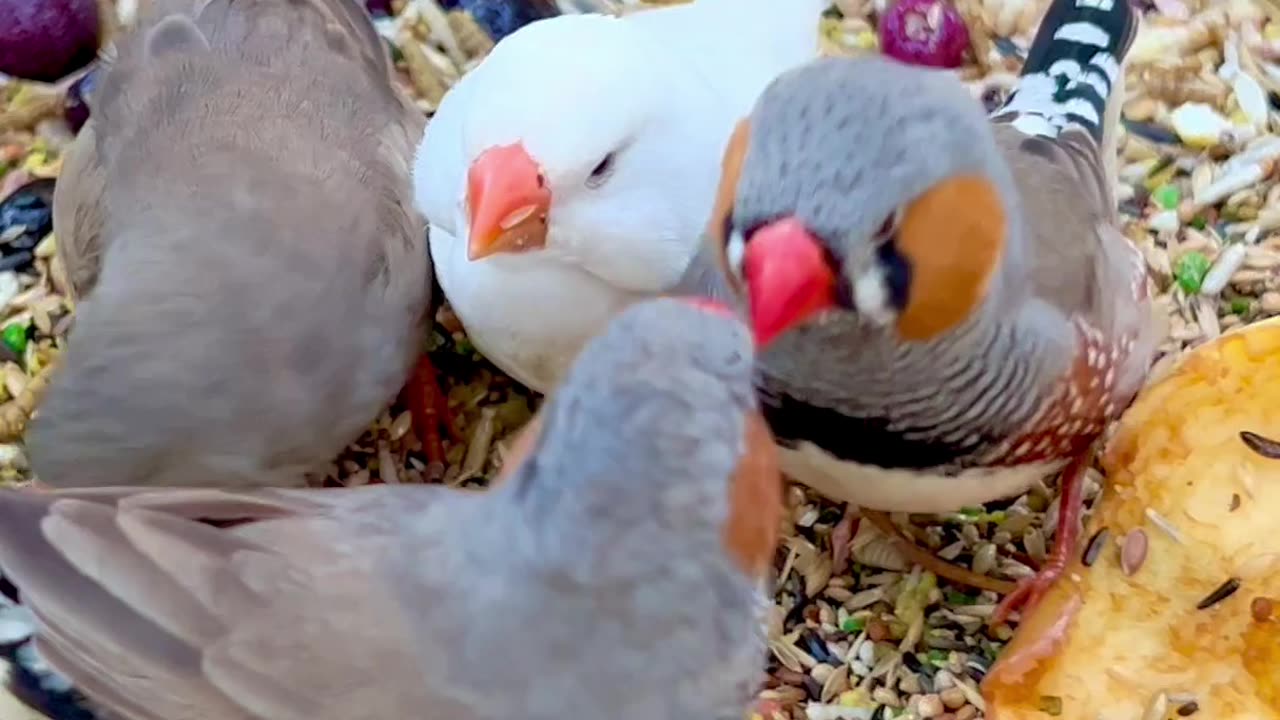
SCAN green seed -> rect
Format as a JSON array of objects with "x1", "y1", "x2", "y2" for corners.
[
  {"x1": 1174, "y1": 251, "x2": 1211, "y2": 294},
  {"x1": 1, "y1": 323, "x2": 28, "y2": 356},
  {"x1": 926, "y1": 649, "x2": 949, "y2": 667},
  {"x1": 1152, "y1": 183, "x2": 1181, "y2": 210},
  {"x1": 1230, "y1": 298, "x2": 1251, "y2": 316},
  {"x1": 1190, "y1": 215, "x2": 1208, "y2": 230},
  {"x1": 841, "y1": 616, "x2": 865, "y2": 634},
  {"x1": 945, "y1": 590, "x2": 978, "y2": 606}
]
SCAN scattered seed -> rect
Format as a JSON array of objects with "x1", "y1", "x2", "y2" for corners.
[
  {"x1": 939, "y1": 687, "x2": 966, "y2": 710},
  {"x1": 1121, "y1": 529, "x2": 1148, "y2": 576},
  {"x1": 1251, "y1": 596, "x2": 1273, "y2": 622},
  {"x1": 917, "y1": 694, "x2": 945, "y2": 718},
  {"x1": 1145, "y1": 507, "x2": 1188, "y2": 545},
  {"x1": 1229, "y1": 493, "x2": 1241, "y2": 511},
  {"x1": 1239, "y1": 430, "x2": 1280, "y2": 458},
  {"x1": 963, "y1": 658, "x2": 988, "y2": 682},
  {"x1": 801, "y1": 629, "x2": 841, "y2": 666},
  {"x1": 802, "y1": 674, "x2": 822, "y2": 699},
  {"x1": 1177, "y1": 700, "x2": 1201, "y2": 716},
  {"x1": 1037, "y1": 695, "x2": 1063, "y2": 716},
  {"x1": 1143, "y1": 692, "x2": 1168, "y2": 720},
  {"x1": 1196, "y1": 577, "x2": 1242, "y2": 610},
  {"x1": 1199, "y1": 243, "x2": 1246, "y2": 296},
  {"x1": 1082, "y1": 527, "x2": 1110, "y2": 566}
]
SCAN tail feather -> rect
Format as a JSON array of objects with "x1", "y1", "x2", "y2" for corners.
[{"x1": 995, "y1": 0, "x2": 1137, "y2": 143}]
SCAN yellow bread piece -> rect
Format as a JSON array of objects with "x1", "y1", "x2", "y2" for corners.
[{"x1": 983, "y1": 317, "x2": 1280, "y2": 720}]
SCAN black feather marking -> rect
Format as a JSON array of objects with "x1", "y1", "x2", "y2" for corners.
[
  {"x1": 995, "y1": 0, "x2": 1138, "y2": 142},
  {"x1": 0, "y1": 574, "x2": 18, "y2": 604},
  {"x1": 2, "y1": 642, "x2": 99, "y2": 720},
  {"x1": 0, "y1": 596, "x2": 98, "y2": 720},
  {"x1": 759, "y1": 390, "x2": 988, "y2": 471}
]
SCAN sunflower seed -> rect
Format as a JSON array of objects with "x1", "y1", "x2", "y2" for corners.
[{"x1": 1121, "y1": 529, "x2": 1149, "y2": 576}]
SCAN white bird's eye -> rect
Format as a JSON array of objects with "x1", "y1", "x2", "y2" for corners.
[
  {"x1": 585, "y1": 151, "x2": 617, "y2": 189},
  {"x1": 726, "y1": 227, "x2": 746, "y2": 280}
]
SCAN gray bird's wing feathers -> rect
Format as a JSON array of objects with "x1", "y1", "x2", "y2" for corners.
[
  {"x1": 34, "y1": 0, "x2": 430, "y2": 488},
  {"x1": 0, "y1": 487, "x2": 450, "y2": 720}
]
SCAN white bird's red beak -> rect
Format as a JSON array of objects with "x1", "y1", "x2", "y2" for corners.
[{"x1": 465, "y1": 142, "x2": 552, "y2": 261}]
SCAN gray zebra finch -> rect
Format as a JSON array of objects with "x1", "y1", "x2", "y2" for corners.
[{"x1": 682, "y1": 0, "x2": 1161, "y2": 623}]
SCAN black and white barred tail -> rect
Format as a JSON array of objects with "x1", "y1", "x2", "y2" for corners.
[
  {"x1": 0, "y1": 580, "x2": 98, "y2": 720},
  {"x1": 995, "y1": 0, "x2": 1138, "y2": 142}
]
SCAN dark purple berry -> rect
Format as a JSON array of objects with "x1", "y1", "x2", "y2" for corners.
[
  {"x1": 0, "y1": 0, "x2": 100, "y2": 82},
  {"x1": 64, "y1": 66, "x2": 98, "y2": 134},
  {"x1": 879, "y1": 0, "x2": 970, "y2": 70}
]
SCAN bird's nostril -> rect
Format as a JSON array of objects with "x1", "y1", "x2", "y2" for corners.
[{"x1": 536, "y1": 173, "x2": 547, "y2": 189}]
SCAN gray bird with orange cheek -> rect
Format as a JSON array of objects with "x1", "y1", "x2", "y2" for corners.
[
  {"x1": 0, "y1": 297, "x2": 781, "y2": 720},
  {"x1": 681, "y1": 0, "x2": 1162, "y2": 622}
]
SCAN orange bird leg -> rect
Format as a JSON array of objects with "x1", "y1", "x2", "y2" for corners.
[
  {"x1": 990, "y1": 450, "x2": 1091, "y2": 626},
  {"x1": 401, "y1": 352, "x2": 460, "y2": 466}
]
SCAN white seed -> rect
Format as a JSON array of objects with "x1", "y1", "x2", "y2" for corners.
[
  {"x1": 972, "y1": 542, "x2": 998, "y2": 576},
  {"x1": 917, "y1": 694, "x2": 945, "y2": 718},
  {"x1": 1200, "y1": 243, "x2": 1247, "y2": 296},
  {"x1": 1233, "y1": 73, "x2": 1269, "y2": 129},
  {"x1": 1143, "y1": 692, "x2": 1169, "y2": 720},
  {"x1": 1194, "y1": 162, "x2": 1268, "y2": 208}
]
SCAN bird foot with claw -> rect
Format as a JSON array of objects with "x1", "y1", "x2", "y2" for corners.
[
  {"x1": 990, "y1": 557, "x2": 1066, "y2": 627},
  {"x1": 402, "y1": 353, "x2": 462, "y2": 467},
  {"x1": 988, "y1": 449, "x2": 1091, "y2": 626}
]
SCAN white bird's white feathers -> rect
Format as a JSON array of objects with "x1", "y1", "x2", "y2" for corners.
[{"x1": 414, "y1": 0, "x2": 827, "y2": 392}]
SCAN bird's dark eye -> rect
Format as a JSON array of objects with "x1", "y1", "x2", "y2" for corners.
[
  {"x1": 585, "y1": 152, "x2": 617, "y2": 189},
  {"x1": 877, "y1": 235, "x2": 912, "y2": 311}
]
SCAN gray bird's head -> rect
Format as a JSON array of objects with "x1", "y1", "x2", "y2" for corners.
[
  {"x1": 709, "y1": 55, "x2": 1023, "y2": 347},
  {"x1": 503, "y1": 296, "x2": 777, "y2": 582}
]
